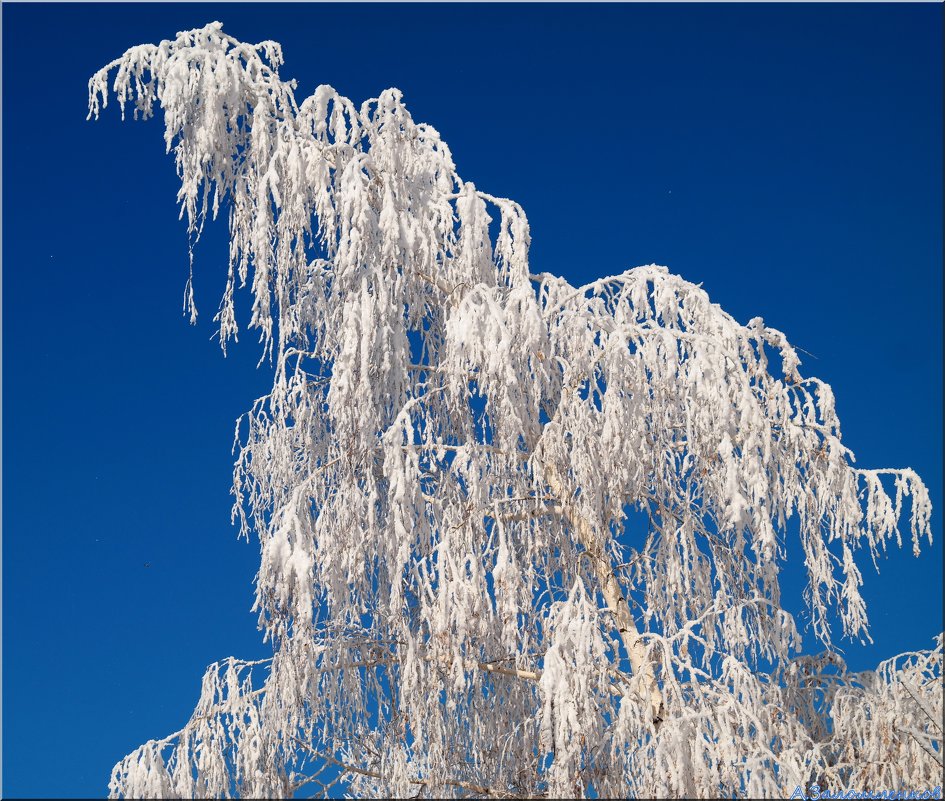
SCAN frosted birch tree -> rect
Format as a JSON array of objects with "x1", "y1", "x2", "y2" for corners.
[{"x1": 89, "y1": 23, "x2": 942, "y2": 799}]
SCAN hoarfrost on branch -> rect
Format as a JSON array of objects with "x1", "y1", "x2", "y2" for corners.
[{"x1": 89, "y1": 23, "x2": 941, "y2": 799}]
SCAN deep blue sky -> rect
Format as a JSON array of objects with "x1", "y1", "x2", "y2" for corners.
[{"x1": 3, "y1": 3, "x2": 942, "y2": 797}]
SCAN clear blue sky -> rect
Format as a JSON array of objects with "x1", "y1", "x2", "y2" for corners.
[{"x1": 3, "y1": 3, "x2": 941, "y2": 797}]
